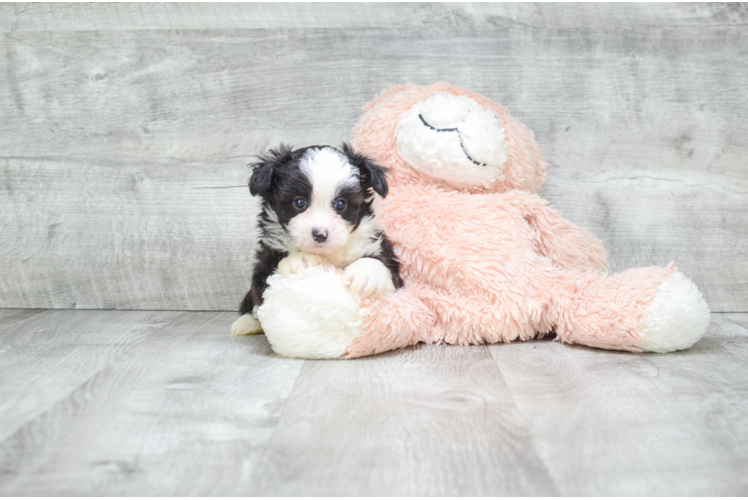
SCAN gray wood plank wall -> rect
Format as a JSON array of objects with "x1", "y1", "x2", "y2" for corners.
[{"x1": 1, "y1": 3, "x2": 747, "y2": 312}]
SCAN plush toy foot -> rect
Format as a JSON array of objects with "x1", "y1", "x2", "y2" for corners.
[
  {"x1": 258, "y1": 267, "x2": 362, "y2": 359},
  {"x1": 638, "y1": 271, "x2": 710, "y2": 353},
  {"x1": 552, "y1": 264, "x2": 709, "y2": 353},
  {"x1": 231, "y1": 314, "x2": 263, "y2": 336},
  {"x1": 257, "y1": 266, "x2": 433, "y2": 359}
]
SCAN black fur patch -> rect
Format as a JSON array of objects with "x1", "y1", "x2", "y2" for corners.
[
  {"x1": 341, "y1": 142, "x2": 389, "y2": 198},
  {"x1": 333, "y1": 183, "x2": 369, "y2": 230},
  {"x1": 250, "y1": 144, "x2": 314, "y2": 229},
  {"x1": 370, "y1": 231, "x2": 404, "y2": 289},
  {"x1": 239, "y1": 243, "x2": 287, "y2": 315}
]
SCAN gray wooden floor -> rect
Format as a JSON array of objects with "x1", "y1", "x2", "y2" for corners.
[{"x1": 0, "y1": 309, "x2": 746, "y2": 496}]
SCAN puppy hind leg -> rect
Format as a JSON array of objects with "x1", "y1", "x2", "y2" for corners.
[{"x1": 231, "y1": 313, "x2": 263, "y2": 336}]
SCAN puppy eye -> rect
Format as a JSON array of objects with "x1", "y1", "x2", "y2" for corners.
[
  {"x1": 333, "y1": 199, "x2": 347, "y2": 211},
  {"x1": 294, "y1": 197, "x2": 307, "y2": 210}
]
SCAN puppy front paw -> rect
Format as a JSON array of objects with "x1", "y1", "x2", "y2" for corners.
[
  {"x1": 231, "y1": 314, "x2": 263, "y2": 336},
  {"x1": 343, "y1": 258, "x2": 396, "y2": 299},
  {"x1": 277, "y1": 252, "x2": 326, "y2": 277}
]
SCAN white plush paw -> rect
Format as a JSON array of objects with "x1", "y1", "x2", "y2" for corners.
[
  {"x1": 230, "y1": 314, "x2": 263, "y2": 336},
  {"x1": 639, "y1": 272, "x2": 711, "y2": 353},
  {"x1": 258, "y1": 267, "x2": 362, "y2": 359},
  {"x1": 342, "y1": 258, "x2": 396, "y2": 299},
  {"x1": 277, "y1": 252, "x2": 326, "y2": 277}
]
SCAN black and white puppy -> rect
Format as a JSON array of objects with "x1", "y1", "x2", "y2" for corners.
[{"x1": 231, "y1": 143, "x2": 403, "y2": 336}]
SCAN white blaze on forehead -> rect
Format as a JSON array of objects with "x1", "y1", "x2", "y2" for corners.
[
  {"x1": 395, "y1": 92, "x2": 507, "y2": 188},
  {"x1": 299, "y1": 147, "x2": 359, "y2": 209},
  {"x1": 288, "y1": 147, "x2": 360, "y2": 256}
]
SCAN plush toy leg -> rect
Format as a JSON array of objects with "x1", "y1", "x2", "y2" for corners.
[
  {"x1": 550, "y1": 263, "x2": 710, "y2": 353},
  {"x1": 341, "y1": 286, "x2": 433, "y2": 359},
  {"x1": 257, "y1": 266, "x2": 433, "y2": 359}
]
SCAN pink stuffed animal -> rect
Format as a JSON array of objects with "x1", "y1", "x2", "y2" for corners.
[{"x1": 256, "y1": 83, "x2": 710, "y2": 359}]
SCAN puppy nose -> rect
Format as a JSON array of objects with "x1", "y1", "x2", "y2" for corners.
[{"x1": 312, "y1": 229, "x2": 328, "y2": 243}]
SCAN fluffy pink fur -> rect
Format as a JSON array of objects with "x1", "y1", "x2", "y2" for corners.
[{"x1": 340, "y1": 83, "x2": 694, "y2": 358}]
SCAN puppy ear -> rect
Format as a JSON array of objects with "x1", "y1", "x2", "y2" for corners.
[
  {"x1": 341, "y1": 143, "x2": 389, "y2": 198},
  {"x1": 248, "y1": 144, "x2": 294, "y2": 197},
  {"x1": 248, "y1": 162, "x2": 274, "y2": 197}
]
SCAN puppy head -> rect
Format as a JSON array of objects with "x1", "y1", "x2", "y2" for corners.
[{"x1": 250, "y1": 143, "x2": 387, "y2": 255}]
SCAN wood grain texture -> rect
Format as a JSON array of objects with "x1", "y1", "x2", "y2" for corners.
[
  {"x1": 0, "y1": 308, "x2": 45, "y2": 335},
  {"x1": 489, "y1": 314, "x2": 748, "y2": 496},
  {"x1": 0, "y1": 310, "x2": 746, "y2": 495},
  {"x1": 250, "y1": 344, "x2": 557, "y2": 496},
  {"x1": 0, "y1": 310, "x2": 304, "y2": 495},
  {"x1": 1, "y1": 3, "x2": 746, "y2": 311},
  {"x1": 0, "y1": 309, "x2": 172, "y2": 442},
  {"x1": 2, "y1": 3, "x2": 747, "y2": 31},
  {"x1": 724, "y1": 312, "x2": 748, "y2": 329},
  {"x1": 1, "y1": 157, "x2": 260, "y2": 310}
]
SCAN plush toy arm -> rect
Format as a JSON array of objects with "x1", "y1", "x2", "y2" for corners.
[{"x1": 520, "y1": 193, "x2": 608, "y2": 272}]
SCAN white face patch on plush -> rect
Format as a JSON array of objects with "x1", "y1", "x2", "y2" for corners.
[
  {"x1": 288, "y1": 147, "x2": 359, "y2": 255},
  {"x1": 395, "y1": 92, "x2": 508, "y2": 188}
]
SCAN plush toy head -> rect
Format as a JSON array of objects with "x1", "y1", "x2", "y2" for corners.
[{"x1": 351, "y1": 83, "x2": 547, "y2": 194}]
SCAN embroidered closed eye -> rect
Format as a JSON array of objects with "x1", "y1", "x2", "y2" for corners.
[{"x1": 418, "y1": 114, "x2": 487, "y2": 167}]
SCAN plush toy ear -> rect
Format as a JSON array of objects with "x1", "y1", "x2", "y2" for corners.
[
  {"x1": 248, "y1": 144, "x2": 294, "y2": 197},
  {"x1": 341, "y1": 143, "x2": 388, "y2": 198}
]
